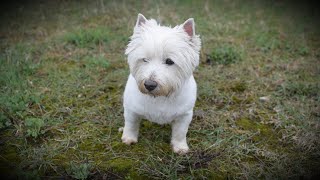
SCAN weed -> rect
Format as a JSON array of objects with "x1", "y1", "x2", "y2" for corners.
[
  {"x1": 68, "y1": 162, "x2": 91, "y2": 180},
  {"x1": 25, "y1": 118, "x2": 45, "y2": 138}
]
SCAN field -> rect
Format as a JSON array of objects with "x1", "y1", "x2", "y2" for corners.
[{"x1": 0, "y1": 0, "x2": 319, "y2": 179}]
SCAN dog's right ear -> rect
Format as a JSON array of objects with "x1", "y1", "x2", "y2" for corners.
[
  {"x1": 182, "y1": 18, "x2": 195, "y2": 37},
  {"x1": 135, "y1": 13, "x2": 147, "y2": 27}
]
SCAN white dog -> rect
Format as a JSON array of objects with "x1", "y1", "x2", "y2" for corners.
[{"x1": 122, "y1": 13, "x2": 201, "y2": 154}]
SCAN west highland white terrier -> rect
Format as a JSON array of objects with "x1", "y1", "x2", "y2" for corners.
[{"x1": 122, "y1": 13, "x2": 201, "y2": 154}]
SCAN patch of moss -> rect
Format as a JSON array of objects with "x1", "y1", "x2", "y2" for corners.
[
  {"x1": 208, "y1": 162, "x2": 233, "y2": 180},
  {"x1": 227, "y1": 95, "x2": 255, "y2": 111},
  {"x1": 236, "y1": 118, "x2": 255, "y2": 130},
  {"x1": 108, "y1": 158, "x2": 134, "y2": 173},
  {"x1": 111, "y1": 137, "x2": 171, "y2": 156},
  {"x1": 78, "y1": 139, "x2": 105, "y2": 152},
  {"x1": 141, "y1": 120, "x2": 153, "y2": 129},
  {"x1": 208, "y1": 171, "x2": 228, "y2": 180},
  {"x1": 230, "y1": 81, "x2": 247, "y2": 92},
  {"x1": 131, "y1": 143, "x2": 147, "y2": 153},
  {"x1": 0, "y1": 148, "x2": 19, "y2": 176},
  {"x1": 111, "y1": 141, "x2": 130, "y2": 151},
  {"x1": 51, "y1": 147, "x2": 78, "y2": 168},
  {"x1": 57, "y1": 60, "x2": 77, "y2": 72},
  {"x1": 0, "y1": 131, "x2": 21, "y2": 163},
  {"x1": 236, "y1": 118, "x2": 279, "y2": 145},
  {"x1": 219, "y1": 81, "x2": 248, "y2": 95},
  {"x1": 0, "y1": 130, "x2": 23, "y2": 178}
]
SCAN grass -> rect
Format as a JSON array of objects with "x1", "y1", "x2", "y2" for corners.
[
  {"x1": 0, "y1": 0, "x2": 319, "y2": 179},
  {"x1": 64, "y1": 27, "x2": 110, "y2": 48},
  {"x1": 208, "y1": 44, "x2": 243, "y2": 65}
]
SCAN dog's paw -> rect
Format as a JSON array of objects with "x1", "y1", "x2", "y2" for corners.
[
  {"x1": 172, "y1": 143, "x2": 189, "y2": 155},
  {"x1": 121, "y1": 136, "x2": 137, "y2": 145}
]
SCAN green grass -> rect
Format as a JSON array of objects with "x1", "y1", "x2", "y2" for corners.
[
  {"x1": 64, "y1": 27, "x2": 110, "y2": 48},
  {"x1": 0, "y1": 0, "x2": 319, "y2": 179},
  {"x1": 208, "y1": 44, "x2": 243, "y2": 65}
]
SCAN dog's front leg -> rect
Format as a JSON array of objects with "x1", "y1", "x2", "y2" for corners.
[
  {"x1": 122, "y1": 109, "x2": 141, "y2": 145},
  {"x1": 171, "y1": 112, "x2": 193, "y2": 154}
]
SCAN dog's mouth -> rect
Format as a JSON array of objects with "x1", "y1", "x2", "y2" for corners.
[{"x1": 137, "y1": 81, "x2": 172, "y2": 97}]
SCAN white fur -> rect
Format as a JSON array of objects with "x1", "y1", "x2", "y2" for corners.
[{"x1": 122, "y1": 14, "x2": 201, "y2": 154}]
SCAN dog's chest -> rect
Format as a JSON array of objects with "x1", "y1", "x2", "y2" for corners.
[
  {"x1": 139, "y1": 103, "x2": 178, "y2": 124},
  {"x1": 143, "y1": 113, "x2": 175, "y2": 124}
]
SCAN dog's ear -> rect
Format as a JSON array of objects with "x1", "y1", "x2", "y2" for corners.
[
  {"x1": 182, "y1": 18, "x2": 195, "y2": 37},
  {"x1": 135, "y1": 13, "x2": 147, "y2": 27}
]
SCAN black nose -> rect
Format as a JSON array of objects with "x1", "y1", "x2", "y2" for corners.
[{"x1": 144, "y1": 80, "x2": 158, "y2": 91}]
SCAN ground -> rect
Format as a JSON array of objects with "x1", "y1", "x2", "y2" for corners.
[{"x1": 0, "y1": 0, "x2": 319, "y2": 179}]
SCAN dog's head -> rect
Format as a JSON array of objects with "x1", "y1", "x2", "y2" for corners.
[{"x1": 125, "y1": 14, "x2": 201, "y2": 97}]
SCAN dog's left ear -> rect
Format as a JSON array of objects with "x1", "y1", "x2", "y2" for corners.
[
  {"x1": 135, "y1": 13, "x2": 147, "y2": 27},
  {"x1": 182, "y1": 18, "x2": 195, "y2": 37}
]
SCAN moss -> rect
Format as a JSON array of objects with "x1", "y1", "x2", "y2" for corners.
[
  {"x1": 111, "y1": 139, "x2": 171, "y2": 158},
  {"x1": 230, "y1": 81, "x2": 247, "y2": 92},
  {"x1": 57, "y1": 61, "x2": 77, "y2": 72},
  {"x1": 0, "y1": 131, "x2": 21, "y2": 163},
  {"x1": 108, "y1": 158, "x2": 134, "y2": 173},
  {"x1": 231, "y1": 96, "x2": 242, "y2": 104},
  {"x1": 207, "y1": 163, "x2": 233, "y2": 180},
  {"x1": 131, "y1": 143, "x2": 147, "y2": 153},
  {"x1": 208, "y1": 172, "x2": 228, "y2": 180},
  {"x1": 236, "y1": 118, "x2": 279, "y2": 147},
  {"x1": 126, "y1": 170, "x2": 149, "y2": 180},
  {"x1": 0, "y1": 130, "x2": 23, "y2": 178},
  {"x1": 228, "y1": 95, "x2": 255, "y2": 111},
  {"x1": 156, "y1": 142, "x2": 172, "y2": 153},
  {"x1": 0, "y1": 149, "x2": 19, "y2": 175},
  {"x1": 141, "y1": 120, "x2": 153, "y2": 129},
  {"x1": 111, "y1": 141, "x2": 130, "y2": 151},
  {"x1": 236, "y1": 118, "x2": 255, "y2": 130},
  {"x1": 52, "y1": 150, "x2": 76, "y2": 168},
  {"x1": 78, "y1": 140, "x2": 105, "y2": 152},
  {"x1": 219, "y1": 81, "x2": 248, "y2": 94}
]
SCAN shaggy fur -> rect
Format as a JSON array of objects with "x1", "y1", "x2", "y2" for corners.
[{"x1": 122, "y1": 14, "x2": 201, "y2": 154}]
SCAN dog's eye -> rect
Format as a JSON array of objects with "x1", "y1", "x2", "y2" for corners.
[
  {"x1": 165, "y1": 58, "x2": 174, "y2": 65},
  {"x1": 142, "y1": 58, "x2": 148, "y2": 62}
]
